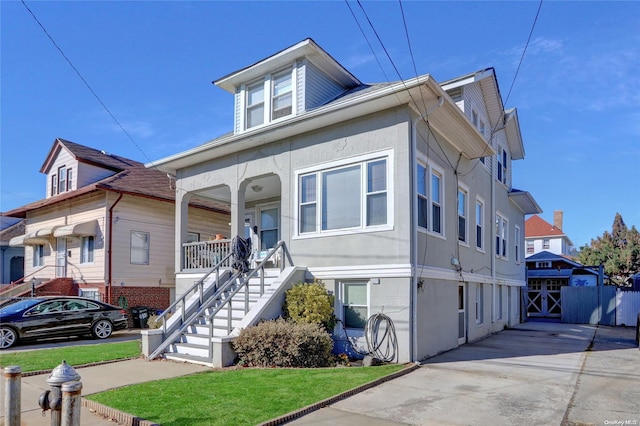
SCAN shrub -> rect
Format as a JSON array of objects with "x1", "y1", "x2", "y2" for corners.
[
  {"x1": 283, "y1": 280, "x2": 336, "y2": 331},
  {"x1": 232, "y1": 318, "x2": 334, "y2": 368}
]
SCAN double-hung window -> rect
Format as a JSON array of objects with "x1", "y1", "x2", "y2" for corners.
[
  {"x1": 342, "y1": 281, "x2": 368, "y2": 329},
  {"x1": 457, "y1": 187, "x2": 468, "y2": 243},
  {"x1": 244, "y1": 68, "x2": 294, "y2": 131},
  {"x1": 417, "y1": 165, "x2": 428, "y2": 228},
  {"x1": 58, "y1": 166, "x2": 67, "y2": 193},
  {"x1": 130, "y1": 231, "x2": 150, "y2": 265},
  {"x1": 416, "y1": 162, "x2": 443, "y2": 235},
  {"x1": 271, "y1": 70, "x2": 292, "y2": 120},
  {"x1": 298, "y1": 153, "x2": 391, "y2": 235},
  {"x1": 475, "y1": 199, "x2": 484, "y2": 250},
  {"x1": 495, "y1": 214, "x2": 508, "y2": 259},
  {"x1": 526, "y1": 240, "x2": 534, "y2": 254},
  {"x1": 33, "y1": 244, "x2": 44, "y2": 267},
  {"x1": 51, "y1": 175, "x2": 57, "y2": 196},
  {"x1": 246, "y1": 81, "x2": 265, "y2": 129},
  {"x1": 431, "y1": 170, "x2": 442, "y2": 234},
  {"x1": 81, "y1": 236, "x2": 94, "y2": 264}
]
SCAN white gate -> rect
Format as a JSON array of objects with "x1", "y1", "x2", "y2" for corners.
[{"x1": 616, "y1": 290, "x2": 640, "y2": 327}]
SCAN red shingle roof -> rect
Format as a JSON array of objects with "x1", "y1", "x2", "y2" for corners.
[{"x1": 525, "y1": 214, "x2": 565, "y2": 238}]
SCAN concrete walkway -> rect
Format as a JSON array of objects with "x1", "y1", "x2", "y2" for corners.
[
  {"x1": 2, "y1": 322, "x2": 638, "y2": 425},
  {"x1": 288, "y1": 322, "x2": 640, "y2": 426}
]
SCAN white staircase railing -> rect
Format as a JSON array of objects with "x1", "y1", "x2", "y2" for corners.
[{"x1": 148, "y1": 241, "x2": 293, "y2": 362}]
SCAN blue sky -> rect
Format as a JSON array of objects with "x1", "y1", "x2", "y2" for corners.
[{"x1": 1, "y1": 1, "x2": 638, "y2": 249}]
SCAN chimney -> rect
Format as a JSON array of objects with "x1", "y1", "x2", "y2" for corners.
[{"x1": 553, "y1": 210, "x2": 563, "y2": 230}]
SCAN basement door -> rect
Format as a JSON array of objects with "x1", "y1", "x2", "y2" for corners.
[
  {"x1": 458, "y1": 284, "x2": 466, "y2": 344},
  {"x1": 527, "y1": 279, "x2": 564, "y2": 318}
]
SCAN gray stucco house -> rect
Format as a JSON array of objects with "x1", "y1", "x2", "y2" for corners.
[{"x1": 146, "y1": 39, "x2": 541, "y2": 366}]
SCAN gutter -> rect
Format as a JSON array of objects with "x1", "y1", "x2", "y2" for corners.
[{"x1": 107, "y1": 192, "x2": 124, "y2": 303}]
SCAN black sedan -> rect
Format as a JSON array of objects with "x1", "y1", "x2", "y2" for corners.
[{"x1": 0, "y1": 296, "x2": 128, "y2": 349}]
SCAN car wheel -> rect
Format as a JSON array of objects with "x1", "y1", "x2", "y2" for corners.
[
  {"x1": 0, "y1": 326, "x2": 18, "y2": 349},
  {"x1": 91, "y1": 319, "x2": 113, "y2": 339}
]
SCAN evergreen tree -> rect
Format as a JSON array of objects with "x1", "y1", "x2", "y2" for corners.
[{"x1": 578, "y1": 213, "x2": 640, "y2": 286}]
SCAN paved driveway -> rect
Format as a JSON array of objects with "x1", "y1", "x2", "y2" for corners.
[{"x1": 288, "y1": 322, "x2": 639, "y2": 426}]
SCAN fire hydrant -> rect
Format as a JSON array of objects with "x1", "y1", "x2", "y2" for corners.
[{"x1": 38, "y1": 360, "x2": 81, "y2": 426}]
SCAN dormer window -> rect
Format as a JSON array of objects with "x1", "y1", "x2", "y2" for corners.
[
  {"x1": 271, "y1": 69, "x2": 292, "y2": 120},
  {"x1": 243, "y1": 67, "x2": 294, "y2": 131}
]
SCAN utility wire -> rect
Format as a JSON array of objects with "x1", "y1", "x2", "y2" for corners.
[
  {"x1": 20, "y1": 0, "x2": 154, "y2": 166},
  {"x1": 459, "y1": 0, "x2": 543, "y2": 178}
]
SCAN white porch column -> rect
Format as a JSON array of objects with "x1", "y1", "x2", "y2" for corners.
[
  {"x1": 176, "y1": 189, "x2": 191, "y2": 272},
  {"x1": 230, "y1": 183, "x2": 246, "y2": 240}
]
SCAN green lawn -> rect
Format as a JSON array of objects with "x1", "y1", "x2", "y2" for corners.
[
  {"x1": 87, "y1": 364, "x2": 405, "y2": 426},
  {"x1": 0, "y1": 340, "x2": 141, "y2": 372},
  {"x1": 1, "y1": 340, "x2": 406, "y2": 426}
]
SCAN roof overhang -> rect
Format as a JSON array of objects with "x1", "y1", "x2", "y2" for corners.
[
  {"x1": 53, "y1": 220, "x2": 98, "y2": 238},
  {"x1": 149, "y1": 75, "x2": 495, "y2": 174},
  {"x1": 214, "y1": 38, "x2": 361, "y2": 93},
  {"x1": 504, "y1": 109, "x2": 525, "y2": 160},
  {"x1": 509, "y1": 190, "x2": 542, "y2": 215}
]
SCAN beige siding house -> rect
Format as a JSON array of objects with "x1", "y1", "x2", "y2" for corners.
[{"x1": 3, "y1": 138, "x2": 230, "y2": 310}]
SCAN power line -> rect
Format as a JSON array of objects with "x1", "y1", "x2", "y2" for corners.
[{"x1": 20, "y1": 0, "x2": 154, "y2": 166}]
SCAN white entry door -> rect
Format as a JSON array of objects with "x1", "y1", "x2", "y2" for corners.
[
  {"x1": 56, "y1": 237, "x2": 67, "y2": 277},
  {"x1": 458, "y1": 284, "x2": 466, "y2": 345}
]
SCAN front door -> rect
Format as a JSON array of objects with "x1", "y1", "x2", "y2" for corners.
[
  {"x1": 527, "y1": 279, "x2": 563, "y2": 317},
  {"x1": 56, "y1": 237, "x2": 67, "y2": 277},
  {"x1": 458, "y1": 284, "x2": 466, "y2": 344}
]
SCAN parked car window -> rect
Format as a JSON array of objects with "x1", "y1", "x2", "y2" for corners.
[
  {"x1": 28, "y1": 300, "x2": 64, "y2": 315},
  {"x1": 63, "y1": 300, "x2": 99, "y2": 311}
]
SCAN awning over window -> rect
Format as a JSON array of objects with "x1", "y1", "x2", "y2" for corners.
[
  {"x1": 9, "y1": 226, "x2": 59, "y2": 246},
  {"x1": 9, "y1": 234, "x2": 49, "y2": 247},
  {"x1": 53, "y1": 220, "x2": 98, "y2": 238}
]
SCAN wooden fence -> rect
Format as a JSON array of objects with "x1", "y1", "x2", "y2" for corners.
[{"x1": 561, "y1": 287, "x2": 640, "y2": 326}]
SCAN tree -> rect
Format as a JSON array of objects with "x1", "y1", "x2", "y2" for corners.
[{"x1": 578, "y1": 213, "x2": 640, "y2": 286}]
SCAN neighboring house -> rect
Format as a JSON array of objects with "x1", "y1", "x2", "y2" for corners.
[
  {"x1": 2, "y1": 138, "x2": 230, "y2": 309},
  {"x1": 525, "y1": 251, "x2": 603, "y2": 319},
  {"x1": 147, "y1": 39, "x2": 541, "y2": 366},
  {"x1": 0, "y1": 219, "x2": 25, "y2": 284},
  {"x1": 525, "y1": 211, "x2": 574, "y2": 257}
]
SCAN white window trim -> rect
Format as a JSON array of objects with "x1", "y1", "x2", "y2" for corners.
[
  {"x1": 80, "y1": 236, "x2": 95, "y2": 264},
  {"x1": 475, "y1": 196, "x2": 485, "y2": 253},
  {"x1": 338, "y1": 280, "x2": 370, "y2": 332},
  {"x1": 33, "y1": 244, "x2": 45, "y2": 267},
  {"x1": 293, "y1": 150, "x2": 394, "y2": 239},
  {"x1": 495, "y1": 212, "x2": 509, "y2": 260},
  {"x1": 239, "y1": 66, "x2": 297, "y2": 133},
  {"x1": 417, "y1": 154, "x2": 446, "y2": 238},
  {"x1": 457, "y1": 183, "x2": 469, "y2": 247},
  {"x1": 130, "y1": 230, "x2": 150, "y2": 265}
]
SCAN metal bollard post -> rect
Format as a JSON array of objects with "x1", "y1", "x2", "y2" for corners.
[
  {"x1": 61, "y1": 381, "x2": 82, "y2": 426},
  {"x1": 4, "y1": 366, "x2": 21, "y2": 426},
  {"x1": 38, "y1": 360, "x2": 80, "y2": 426}
]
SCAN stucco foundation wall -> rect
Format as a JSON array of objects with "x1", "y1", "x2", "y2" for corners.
[
  {"x1": 322, "y1": 276, "x2": 413, "y2": 364},
  {"x1": 415, "y1": 278, "x2": 459, "y2": 361}
]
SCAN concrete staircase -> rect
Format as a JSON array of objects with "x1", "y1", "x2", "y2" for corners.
[{"x1": 146, "y1": 243, "x2": 307, "y2": 367}]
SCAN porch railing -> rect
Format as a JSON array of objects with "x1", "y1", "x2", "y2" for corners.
[{"x1": 183, "y1": 239, "x2": 232, "y2": 270}]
